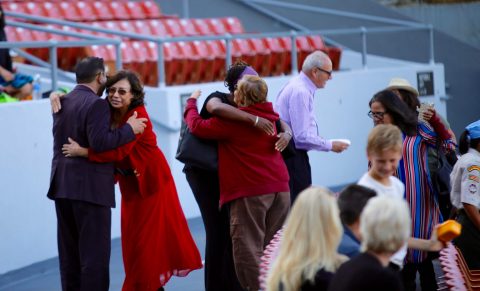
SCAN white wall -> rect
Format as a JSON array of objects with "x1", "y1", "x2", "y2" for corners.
[{"x1": 0, "y1": 52, "x2": 446, "y2": 274}]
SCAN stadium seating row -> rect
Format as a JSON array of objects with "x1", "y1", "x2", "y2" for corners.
[
  {"x1": 2, "y1": 1, "x2": 163, "y2": 22},
  {"x1": 438, "y1": 243, "x2": 480, "y2": 290},
  {"x1": 3, "y1": 0, "x2": 342, "y2": 85}
]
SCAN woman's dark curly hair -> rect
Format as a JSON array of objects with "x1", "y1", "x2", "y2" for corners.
[
  {"x1": 224, "y1": 60, "x2": 249, "y2": 93},
  {"x1": 369, "y1": 89, "x2": 418, "y2": 136},
  {"x1": 106, "y1": 70, "x2": 145, "y2": 111}
]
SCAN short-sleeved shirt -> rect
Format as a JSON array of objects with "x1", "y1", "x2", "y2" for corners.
[
  {"x1": 450, "y1": 148, "x2": 480, "y2": 209},
  {"x1": 358, "y1": 172, "x2": 407, "y2": 267}
]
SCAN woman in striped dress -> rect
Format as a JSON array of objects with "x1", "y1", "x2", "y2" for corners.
[{"x1": 368, "y1": 90, "x2": 455, "y2": 291}]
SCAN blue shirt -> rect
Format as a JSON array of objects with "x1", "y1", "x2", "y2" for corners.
[{"x1": 337, "y1": 225, "x2": 361, "y2": 258}]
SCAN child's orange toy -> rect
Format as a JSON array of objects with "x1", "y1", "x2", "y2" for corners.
[{"x1": 436, "y1": 220, "x2": 462, "y2": 242}]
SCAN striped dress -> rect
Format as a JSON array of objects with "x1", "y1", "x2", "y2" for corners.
[{"x1": 396, "y1": 121, "x2": 455, "y2": 263}]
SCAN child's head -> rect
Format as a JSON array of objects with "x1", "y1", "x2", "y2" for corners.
[
  {"x1": 338, "y1": 184, "x2": 377, "y2": 227},
  {"x1": 367, "y1": 124, "x2": 403, "y2": 180},
  {"x1": 234, "y1": 75, "x2": 268, "y2": 107}
]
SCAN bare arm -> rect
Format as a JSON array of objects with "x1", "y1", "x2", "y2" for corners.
[
  {"x1": 407, "y1": 229, "x2": 445, "y2": 252},
  {"x1": 206, "y1": 97, "x2": 275, "y2": 135}
]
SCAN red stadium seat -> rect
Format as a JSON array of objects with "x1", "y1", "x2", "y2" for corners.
[
  {"x1": 221, "y1": 17, "x2": 245, "y2": 34},
  {"x1": 107, "y1": 2, "x2": 130, "y2": 20},
  {"x1": 326, "y1": 46, "x2": 342, "y2": 71},
  {"x1": 74, "y1": 2, "x2": 97, "y2": 22},
  {"x1": 41, "y1": 2, "x2": 64, "y2": 20},
  {"x1": 147, "y1": 19, "x2": 168, "y2": 36},
  {"x1": 296, "y1": 36, "x2": 314, "y2": 70},
  {"x1": 162, "y1": 42, "x2": 185, "y2": 85},
  {"x1": 22, "y1": 2, "x2": 45, "y2": 18},
  {"x1": 91, "y1": 1, "x2": 115, "y2": 21},
  {"x1": 206, "y1": 40, "x2": 226, "y2": 81},
  {"x1": 118, "y1": 20, "x2": 138, "y2": 35},
  {"x1": 120, "y1": 41, "x2": 138, "y2": 72},
  {"x1": 3, "y1": 3, "x2": 28, "y2": 21},
  {"x1": 56, "y1": 2, "x2": 83, "y2": 22},
  {"x1": 5, "y1": 27, "x2": 19, "y2": 42},
  {"x1": 307, "y1": 35, "x2": 327, "y2": 52},
  {"x1": 190, "y1": 41, "x2": 215, "y2": 83},
  {"x1": 141, "y1": 1, "x2": 162, "y2": 19},
  {"x1": 179, "y1": 19, "x2": 200, "y2": 36},
  {"x1": 190, "y1": 18, "x2": 212, "y2": 35},
  {"x1": 132, "y1": 20, "x2": 154, "y2": 36},
  {"x1": 163, "y1": 18, "x2": 185, "y2": 37},
  {"x1": 175, "y1": 41, "x2": 198, "y2": 84},
  {"x1": 124, "y1": 1, "x2": 147, "y2": 20},
  {"x1": 205, "y1": 18, "x2": 228, "y2": 35},
  {"x1": 231, "y1": 39, "x2": 256, "y2": 68},
  {"x1": 131, "y1": 41, "x2": 155, "y2": 85},
  {"x1": 262, "y1": 37, "x2": 288, "y2": 76},
  {"x1": 247, "y1": 38, "x2": 271, "y2": 76}
]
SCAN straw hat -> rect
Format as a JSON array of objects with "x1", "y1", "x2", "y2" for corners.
[{"x1": 387, "y1": 78, "x2": 419, "y2": 97}]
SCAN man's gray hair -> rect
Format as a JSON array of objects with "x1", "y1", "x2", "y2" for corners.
[{"x1": 302, "y1": 51, "x2": 330, "y2": 73}]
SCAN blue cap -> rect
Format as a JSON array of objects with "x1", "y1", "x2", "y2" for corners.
[{"x1": 466, "y1": 120, "x2": 480, "y2": 140}]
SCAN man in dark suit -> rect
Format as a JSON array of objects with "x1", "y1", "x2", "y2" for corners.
[{"x1": 47, "y1": 57, "x2": 147, "y2": 291}]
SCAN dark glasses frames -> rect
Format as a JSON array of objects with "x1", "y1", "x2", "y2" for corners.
[
  {"x1": 367, "y1": 110, "x2": 386, "y2": 119},
  {"x1": 316, "y1": 67, "x2": 332, "y2": 77},
  {"x1": 107, "y1": 87, "x2": 130, "y2": 96}
]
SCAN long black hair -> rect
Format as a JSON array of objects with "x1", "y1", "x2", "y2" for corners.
[
  {"x1": 369, "y1": 89, "x2": 418, "y2": 136},
  {"x1": 458, "y1": 130, "x2": 480, "y2": 155}
]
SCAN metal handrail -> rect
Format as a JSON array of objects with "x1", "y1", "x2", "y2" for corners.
[{"x1": 4, "y1": 9, "x2": 435, "y2": 88}]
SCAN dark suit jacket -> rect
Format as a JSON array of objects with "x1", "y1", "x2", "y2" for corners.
[{"x1": 47, "y1": 85, "x2": 135, "y2": 207}]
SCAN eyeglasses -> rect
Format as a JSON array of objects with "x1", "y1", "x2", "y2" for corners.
[
  {"x1": 316, "y1": 67, "x2": 332, "y2": 77},
  {"x1": 107, "y1": 87, "x2": 130, "y2": 96},
  {"x1": 368, "y1": 110, "x2": 386, "y2": 119}
]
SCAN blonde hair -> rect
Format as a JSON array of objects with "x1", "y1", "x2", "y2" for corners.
[
  {"x1": 367, "y1": 124, "x2": 403, "y2": 155},
  {"x1": 360, "y1": 196, "x2": 411, "y2": 254},
  {"x1": 266, "y1": 187, "x2": 345, "y2": 291},
  {"x1": 236, "y1": 75, "x2": 268, "y2": 107}
]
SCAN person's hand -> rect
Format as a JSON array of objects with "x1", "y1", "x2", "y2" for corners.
[
  {"x1": 50, "y1": 92, "x2": 65, "y2": 113},
  {"x1": 62, "y1": 137, "x2": 88, "y2": 157},
  {"x1": 275, "y1": 131, "x2": 292, "y2": 152},
  {"x1": 331, "y1": 141, "x2": 349, "y2": 153},
  {"x1": 127, "y1": 111, "x2": 147, "y2": 134},
  {"x1": 422, "y1": 108, "x2": 435, "y2": 122},
  {"x1": 428, "y1": 228, "x2": 447, "y2": 252},
  {"x1": 255, "y1": 116, "x2": 275, "y2": 136},
  {"x1": 190, "y1": 90, "x2": 201, "y2": 99}
]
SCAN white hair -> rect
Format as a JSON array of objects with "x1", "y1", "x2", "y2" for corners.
[
  {"x1": 301, "y1": 50, "x2": 331, "y2": 73},
  {"x1": 360, "y1": 196, "x2": 411, "y2": 254}
]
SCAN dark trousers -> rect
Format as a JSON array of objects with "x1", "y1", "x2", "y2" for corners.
[
  {"x1": 455, "y1": 210, "x2": 480, "y2": 269},
  {"x1": 401, "y1": 259, "x2": 438, "y2": 291},
  {"x1": 55, "y1": 199, "x2": 111, "y2": 291},
  {"x1": 284, "y1": 149, "x2": 311, "y2": 203},
  {"x1": 185, "y1": 167, "x2": 243, "y2": 291}
]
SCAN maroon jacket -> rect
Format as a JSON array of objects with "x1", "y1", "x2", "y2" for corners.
[
  {"x1": 185, "y1": 98, "x2": 290, "y2": 206},
  {"x1": 47, "y1": 85, "x2": 135, "y2": 207}
]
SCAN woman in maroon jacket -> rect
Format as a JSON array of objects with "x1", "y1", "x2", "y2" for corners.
[{"x1": 184, "y1": 75, "x2": 290, "y2": 291}]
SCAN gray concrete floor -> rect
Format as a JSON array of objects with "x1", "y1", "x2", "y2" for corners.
[{"x1": 0, "y1": 217, "x2": 206, "y2": 291}]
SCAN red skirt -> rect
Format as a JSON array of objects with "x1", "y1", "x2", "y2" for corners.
[{"x1": 120, "y1": 175, "x2": 202, "y2": 290}]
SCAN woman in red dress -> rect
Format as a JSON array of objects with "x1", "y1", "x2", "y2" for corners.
[{"x1": 62, "y1": 70, "x2": 202, "y2": 291}]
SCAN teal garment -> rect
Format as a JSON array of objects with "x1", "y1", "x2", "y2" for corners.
[{"x1": 0, "y1": 73, "x2": 33, "y2": 88}]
